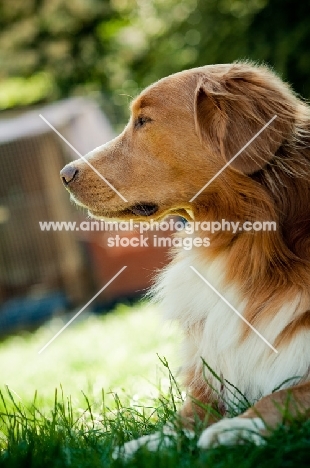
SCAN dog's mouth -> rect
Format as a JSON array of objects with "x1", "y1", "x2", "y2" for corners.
[
  {"x1": 129, "y1": 203, "x2": 159, "y2": 217},
  {"x1": 73, "y1": 196, "x2": 194, "y2": 222},
  {"x1": 88, "y1": 203, "x2": 195, "y2": 222},
  {"x1": 87, "y1": 202, "x2": 159, "y2": 220}
]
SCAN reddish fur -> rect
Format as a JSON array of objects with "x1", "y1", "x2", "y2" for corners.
[
  {"x1": 240, "y1": 381, "x2": 310, "y2": 428},
  {"x1": 61, "y1": 62, "x2": 310, "y2": 433}
]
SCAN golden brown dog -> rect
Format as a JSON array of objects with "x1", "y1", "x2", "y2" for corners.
[{"x1": 60, "y1": 62, "x2": 310, "y2": 451}]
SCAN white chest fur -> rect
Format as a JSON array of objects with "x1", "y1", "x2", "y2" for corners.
[{"x1": 152, "y1": 247, "x2": 310, "y2": 406}]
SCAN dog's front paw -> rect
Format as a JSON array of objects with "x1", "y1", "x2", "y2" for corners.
[
  {"x1": 112, "y1": 425, "x2": 176, "y2": 459},
  {"x1": 112, "y1": 433, "x2": 166, "y2": 459},
  {"x1": 198, "y1": 417, "x2": 266, "y2": 449}
]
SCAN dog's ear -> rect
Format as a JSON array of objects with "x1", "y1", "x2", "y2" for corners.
[{"x1": 194, "y1": 69, "x2": 295, "y2": 174}]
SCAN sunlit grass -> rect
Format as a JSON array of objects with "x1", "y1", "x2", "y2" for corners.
[
  {"x1": 0, "y1": 301, "x2": 180, "y2": 408},
  {"x1": 0, "y1": 301, "x2": 310, "y2": 467},
  {"x1": 0, "y1": 301, "x2": 186, "y2": 467}
]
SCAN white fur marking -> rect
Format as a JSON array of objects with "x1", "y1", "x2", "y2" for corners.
[{"x1": 190, "y1": 265, "x2": 278, "y2": 353}]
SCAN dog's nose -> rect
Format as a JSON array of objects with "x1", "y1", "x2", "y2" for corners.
[{"x1": 60, "y1": 165, "x2": 78, "y2": 185}]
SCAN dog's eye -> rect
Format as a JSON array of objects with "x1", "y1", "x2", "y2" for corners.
[{"x1": 134, "y1": 116, "x2": 151, "y2": 129}]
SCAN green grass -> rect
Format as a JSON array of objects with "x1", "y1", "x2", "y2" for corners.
[
  {"x1": 0, "y1": 301, "x2": 310, "y2": 467},
  {"x1": 0, "y1": 302, "x2": 179, "y2": 407}
]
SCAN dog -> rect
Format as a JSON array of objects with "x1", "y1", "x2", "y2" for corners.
[{"x1": 60, "y1": 62, "x2": 310, "y2": 453}]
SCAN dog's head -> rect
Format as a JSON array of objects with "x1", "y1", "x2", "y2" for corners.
[{"x1": 60, "y1": 63, "x2": 303, "y2": 222}]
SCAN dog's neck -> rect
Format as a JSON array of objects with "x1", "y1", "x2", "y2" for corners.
[{"x1": 189, "y1": 152, "x2": 310, "y2": 326}]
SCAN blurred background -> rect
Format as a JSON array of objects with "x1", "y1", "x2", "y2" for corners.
[{"x1": 0, "y1": 0, "x2": 309, "y2": 335}]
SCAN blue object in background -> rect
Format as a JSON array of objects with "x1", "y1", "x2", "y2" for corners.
[{"x1": 0, "y1": 292, "x2": 68, "y2": 335}]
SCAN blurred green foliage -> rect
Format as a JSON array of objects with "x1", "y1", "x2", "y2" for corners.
[{"x1": 0, "y1": 0, "x2": 309, "y2": 126}]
